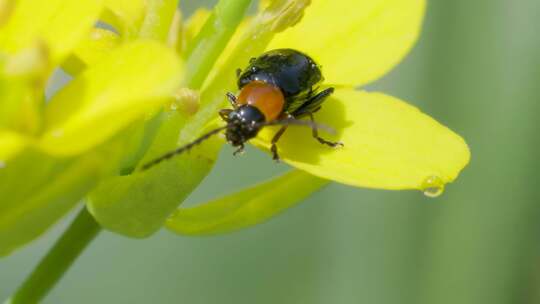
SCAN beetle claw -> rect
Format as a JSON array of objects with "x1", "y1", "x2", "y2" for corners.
[
  {"x1": 233, "y1": 145, "x2": 245, "y2": 156},
  {"x1": 271, "y1": 145, "x2": 280, "y2": 162}
]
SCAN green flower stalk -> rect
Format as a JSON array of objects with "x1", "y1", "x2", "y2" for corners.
[{"x1": 0, "y1": 0, "x2": 470, "y2": 302}]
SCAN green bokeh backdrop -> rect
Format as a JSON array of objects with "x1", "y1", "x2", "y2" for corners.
[{"x1": 2, "y1": 1, "x2": 540, "y2": 303}]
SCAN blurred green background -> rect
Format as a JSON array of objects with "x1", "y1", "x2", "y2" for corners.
[{"x1": 2, "y1": 0, "x2": 540, "y2": 303}]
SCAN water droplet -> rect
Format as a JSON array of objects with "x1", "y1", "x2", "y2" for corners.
[
  {"x1": 421, "y1": 175, "x2": 445, "y2": 198},
  {"x1": 0, "y1": 161, "x2": 5, "y2": 169}
]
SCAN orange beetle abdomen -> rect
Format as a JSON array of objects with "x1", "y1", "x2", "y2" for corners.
[{"x1": 237, "y1": 81, "x2": 285, "y2": 122}]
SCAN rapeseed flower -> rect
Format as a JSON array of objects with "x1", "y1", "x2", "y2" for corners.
[
  {"x1": 0, "y1": 0, "x2": 183, "y2": 255},
  {"x1": 2, "y1": 0, "x2": 469, "y2": 302},
  {"x1": 166, "y1": 0, "x2": 470, "y2": 234},
  {"x1": 0, "y1": 0, "x2": 470, "y2": 250}
]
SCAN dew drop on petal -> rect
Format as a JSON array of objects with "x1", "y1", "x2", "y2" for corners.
[{"x1": 421, "y1": 175, "x2": 445, "y2": 198}]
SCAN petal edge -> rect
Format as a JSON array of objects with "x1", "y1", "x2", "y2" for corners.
[
  {"x1": 252, "y1": 89, "x2": 470, "y2": 190},
  {"x1": 268, "y1": 0, "x2": 426, "y2": 86}
]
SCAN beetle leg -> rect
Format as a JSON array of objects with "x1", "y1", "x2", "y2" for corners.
[
  {"x1": 226, "y1": 92, "x2": 238, "y2": 107},
  {"x1": 233, "y1": 144, "x2": 245, "y2": 156},
  {"x1": 219, "y1": 109, "x2": 232, "y2": 121},
  {"x1": 292, "y1": 87, "x2": 334, "y2": 117},
  {"x1": 236, "y1": 68, "x2": 242, "y2": 78},
  {"x1": 270, "y1": 125, "x2": 289, "y2": 162},
  {"x1": 308, "y1": 113, "x2": 344, "y2": 148},
  {"x1": 311, "y1": 106, "x2": 322, "y2": 113}
]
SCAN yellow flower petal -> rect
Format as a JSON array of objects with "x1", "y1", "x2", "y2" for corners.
[
  {"x1": 41, "y1": 41, "x2": 183, "y2": 156},
  {"x1": 62, "y1": 28, "x2": 120, "y2": 75},
  {"x1": 0, "y1": 0, "x2": 103, "y2": 63},
  {"x1": 268, "y1": 0, "x2": 426, "y2": 86},
  {"x1": 251, "y1": 89, "x2": 470, "y2": 190},
  {"x1": 101, "y1": 0, "x2": 146, "y2": 36}
]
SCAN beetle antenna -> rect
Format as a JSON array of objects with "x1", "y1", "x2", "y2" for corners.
[
  {"x1": 141, "y1": 126, "x2": 228, "y2": 170},
  {"x1": 256, "y1": 118, "x2": 335, "y2": 135}
]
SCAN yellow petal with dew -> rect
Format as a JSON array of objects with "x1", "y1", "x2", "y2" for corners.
[
  {"x1": 41, "y1": 40, "x2": 183, "y2": 156},
  {"x1": 166, "y1": 170, "x2": 328, "y2": 235},
  {"x1": 62, "y1": 28, "x2": 120, "y2": 75},
  {"x1": 251, "y1": 89, "x2": 470, "y2": 191},
  {"x1": 268, "y1": 0, "x2": 426, "y2": 87},
  {"x1": 0, "y1": 0, "x2": 103, "y2": 63}
]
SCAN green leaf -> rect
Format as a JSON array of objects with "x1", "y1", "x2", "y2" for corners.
[
  {"x1": 166, "y1": 170, "x2": 328, "y2": 235},
  {"x1": 115, "y1": 112, "x2": 165, "y2": 174},
  {"x1": 0, "y1": 0, "x2": 103, "y2": 63},
  {"x1": 88, "y1": 111, "x2": 221, "y2": 238},
  {"x1": 41, "y1": 40, "x2": 184, "y2": 156}
]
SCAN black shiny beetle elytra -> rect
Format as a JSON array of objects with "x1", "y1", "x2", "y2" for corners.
[{"x1": 142, "y1": 49, "x2": 342, "y2": 170}]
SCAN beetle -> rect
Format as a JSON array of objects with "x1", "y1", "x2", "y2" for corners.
[{"x1": 142, "y1": 48, "x2": 342, "y2": 170}]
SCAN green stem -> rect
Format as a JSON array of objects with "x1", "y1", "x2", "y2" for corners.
[
  {"x1": 183, "y1": 0, "x2": 252, "y2": 89},
  {"x1": 8, "y1": 208, "x2": 101, "y2": 304}
]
